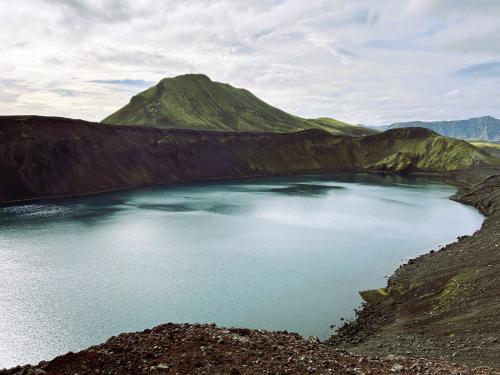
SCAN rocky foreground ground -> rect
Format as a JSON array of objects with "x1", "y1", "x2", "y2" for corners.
[{"x1": 2, "y1": 323, "x2": 499, "y2": 375}]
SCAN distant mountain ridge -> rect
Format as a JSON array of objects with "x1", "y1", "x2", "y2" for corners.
[
  {"x1": 102, "y1": 74, "x2": 376, "y2": 136},
  {"x1": 378, "y1": 116, "x2": 500, "y2": 142}
]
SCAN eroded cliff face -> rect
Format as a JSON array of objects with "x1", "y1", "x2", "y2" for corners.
[
  {"x1": 0, "y1": 116, "x2": 496, "y2": 202},
  {"x1": 0, "y1": 116, "x2": 352, "y2": 202}
]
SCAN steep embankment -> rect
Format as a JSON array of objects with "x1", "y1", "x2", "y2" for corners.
[
  {"x1": 359, "y1": 127, "x2": 497, "y2": 171},
  {"x1": 385, "y1": 116, "x2": 500, "y2": 142},
  {"x1": 101, "y1": 73, "x2": 376, "y2": 136},
  {"x1": 0, "y1": 116, "x2": 496, "y2": 203},
  {"x1": 329, "y1": 167, "x2": 500, "y2": 369}
]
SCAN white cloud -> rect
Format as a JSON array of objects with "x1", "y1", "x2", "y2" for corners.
[
  {"x1": 0, "y1": 0, "x2": 499, "y2": 124},
  {"x1": 445, "y1": 89, "x2": 460, "y2": 98}
]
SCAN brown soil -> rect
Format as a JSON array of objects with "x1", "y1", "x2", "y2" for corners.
[
  {"x1": 328, "y1": 167, "x2": 500, "y2": 369},
  {"x1": 1, "y1": 323, "x2": 498, "y2": 375}
]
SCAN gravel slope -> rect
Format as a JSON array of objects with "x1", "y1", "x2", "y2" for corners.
[
  {"x1": 1, "y1": 323, "x2": 498, "y2": 375},
  {"x1": 329, "y1": 167, "x2": 500, "y2": 369}
]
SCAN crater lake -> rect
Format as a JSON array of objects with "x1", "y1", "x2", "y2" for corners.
[{"x1": 0, "y1": 173, "x2": 483, "y2": 367}]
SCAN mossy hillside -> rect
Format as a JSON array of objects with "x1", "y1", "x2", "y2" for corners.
[
  {"x1": 358, "y1": 128, "x2": 499, "y2": 172},
  {"x1": 434, "y1": 272, "x2": 476, "y2": 312},
  {"x1": 309, "y1": 117, "x2": 378, "y2": 136},
  {"x1": 102, "y1": 74, "x2": 375, "y2": 136}
]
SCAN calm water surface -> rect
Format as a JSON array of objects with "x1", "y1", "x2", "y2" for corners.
[{"x1": 0, "y1": 173, "x2": 483, "y2": 367}]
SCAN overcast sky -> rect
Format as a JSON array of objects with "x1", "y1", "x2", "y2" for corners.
[{"x1": 1, "y1": 0, "x2": 499, "y2": 125}]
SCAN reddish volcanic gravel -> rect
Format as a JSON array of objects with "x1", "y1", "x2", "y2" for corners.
[{"x1": 2, "y1": 323, "x2": 498, "y2": 375}]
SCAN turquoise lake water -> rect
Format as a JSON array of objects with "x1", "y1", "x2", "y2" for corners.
[{"x1": 0, "y1": 173, "x2": 483, "y2": 367}]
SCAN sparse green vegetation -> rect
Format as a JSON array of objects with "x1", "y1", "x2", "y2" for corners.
[
  {"x1": 309, "y1": 117, "x2": 378, "y2": 136},
  {"x1": 359, "y1": 288, "x2": 389, "y2": 303},
  {"x1": 359, "y1": 128, "x2": 499, "y2": 172},
  {"x1": 469, "y1": 141, "x2": 500, "y2": 158}
]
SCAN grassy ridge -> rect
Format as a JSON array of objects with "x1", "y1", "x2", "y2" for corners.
[
  {"x1": 309, "y1": 117, "x2": 377, "y2": 136},
  {"x1": 102, "y1": 74, "x2": 376, "y2": 136},
  {"x1": 469, "y1": 141, "x2": 500, "y2": 158},
  {"x1": 360, "y1": 128, "x2": 499, "y2": 172}
]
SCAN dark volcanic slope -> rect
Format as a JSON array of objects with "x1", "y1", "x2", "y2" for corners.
[
  {"x1": 2, "y1": 323, "x2": 498, "y2": 375},
  {"x1": 386, "y1": 116, "x2": 500, "y2": 142},
  {"x1": 101, "y1": 73, "x2": 376, "y2": 136},
  {"x1": 0, "y1": 115, "x2": 496, "y2": 203},
  {"x1": 329, "y1": 167, "x2": 500, "y2": 369}
]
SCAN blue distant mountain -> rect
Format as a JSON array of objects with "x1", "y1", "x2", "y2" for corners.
[{"x1": 374, "y1": 116, "x2": 500, "y2": 142}]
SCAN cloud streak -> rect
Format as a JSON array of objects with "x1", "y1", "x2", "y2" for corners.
[
  {"x1": 88, "y1": 79, "x2": 155, "y2": 87},
  {"x1": 456, "y1": 62, "x2": 500, "y2": 78},
  {"x1": 0, "y1": 0, "x2": 499, "y2": 124}
]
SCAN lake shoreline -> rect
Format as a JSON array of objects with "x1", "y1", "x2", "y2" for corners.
[
  {"x1": 2, "y1": 115, "x2": 497, "y2": 204},
  {"x1": 328, "y1": 166, "x2": 500, "y2": 369},
  {"x1": 0, "y1": 168, "x2": 453, "y2": 206},
  {"x1": 1, "y1": 167, "x2": 498, "y2": 374}
]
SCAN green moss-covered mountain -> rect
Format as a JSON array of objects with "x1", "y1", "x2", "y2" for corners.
[
  {"x1": 102, "y1": 74, "x2": 376, "y2": 136},
  {"x1": 383, "y1": 116, "x2": 500, "y2": 142},
  {"x1": 308, "y1": 117, "x2": 376, "y2": 136}
]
